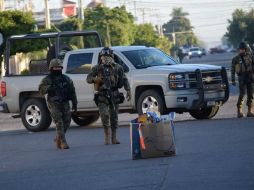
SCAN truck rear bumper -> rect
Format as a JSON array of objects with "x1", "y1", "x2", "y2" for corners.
[{"x1": 0, "y1": 101, "x2": 9, "y2": 113}]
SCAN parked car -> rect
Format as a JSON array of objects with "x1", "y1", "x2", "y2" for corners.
[
  {"x1": 209, "y1": 47, "x2": 226, "y2": 54},
  {"x1": 188, "y1": 47, "x2": 202, "y2": 58}
]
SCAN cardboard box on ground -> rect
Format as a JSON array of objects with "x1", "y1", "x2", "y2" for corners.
[{"x1": 130, "y1": 111, "x2": 176, "y2": 160}]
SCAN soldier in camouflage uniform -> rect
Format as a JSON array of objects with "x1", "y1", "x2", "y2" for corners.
[
  {"x1": 39, "y1": 59, "x2": 77, "y2": 149},
  {"x1": 86, "y1": 47, "x2": 131, "y2": 145},
  {"x1": 231, "y1": 42, "x2": 254, "y2": 118}
]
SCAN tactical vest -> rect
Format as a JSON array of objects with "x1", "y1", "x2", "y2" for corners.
[
  {"x1": 235, "y1": 54, "x2": 254, "y2": 74},
  {"x1": 95, "y1": 63, "x2": 124, "y2": 105},
  {"x1": 47, "y1": 75, "x2": 71, "y2": 102},
  {"x1": 97, "y1": 63, "x2": 123, "y2": 90}
]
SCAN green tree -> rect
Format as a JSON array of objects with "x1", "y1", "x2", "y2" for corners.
[
  {"x1": 84, "y1": 6, "x2": 135, "y2": 46},
  {"x1": 58, "y1": 17, "x2": 82, "y2": 31},
  {"x1": 225, "y1": 8, "x2": 254, "y2": 48},
  {"x1": 0, "y1": 10, "x2": 35, "y2": 75},
  {"x1": 0, "y1": 10, "x2": 35, "y2": 37},
  {"x1": 132, "y1": 23, "x2": 172, "y2": 54},
  {"x1": 132, "y1": 23, "x2": 157, "y2": 46},
  {"x1": 162, "y1": 7, "x2": 198, "y2": 48},
  {"x1": 155, "y1": 36, "x2": 173, "y2": 55}
]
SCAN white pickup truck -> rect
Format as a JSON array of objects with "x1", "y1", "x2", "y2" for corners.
[{"x1": 0, "y1": 31, "x2": 229, "y2": 132}]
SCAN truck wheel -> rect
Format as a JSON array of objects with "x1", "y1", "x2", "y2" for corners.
[
  {"x1": 21, "y1": 99, "x2": 52, "y2": 132},
  {"x1": 189, "y1": 105, "x2": 219, "y2": 120},
  {"x1": 137, "y1": 89, "x2": 165, "y2": 115},
  {"x1": 72, "y1": 114, "x2": 99, "y2": 126}
]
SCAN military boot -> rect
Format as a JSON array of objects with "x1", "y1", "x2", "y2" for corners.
[
  {"x1": 60, "y1": 134, "x2": 69, "y2": 149},
  {"x1": 111, "y1": 128, "x2": 120, "y2": 144},
  {"x1": 247, "y1": 106, "x2": 254, "y2": 117},
  {"x1": 237, "y1": 107, "x2": 244, "y2": 118},
  {"x1": 54, "y1": 134, "x2": 61, "y2": 149},
  {"x1": 104, "y1": 128, "x2": 110, "y2": 145}
]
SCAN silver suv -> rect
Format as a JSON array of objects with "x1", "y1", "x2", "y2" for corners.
[{"x1": 188, "y1": 47, "x2": 202, "y2": 58}]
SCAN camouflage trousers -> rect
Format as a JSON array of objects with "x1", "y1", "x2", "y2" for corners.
[
  {"x1": 98, "y1": 102, "x2": 119, "y2": 129},
  {"x1": 237, "y1": 75, "x2": 254, "y2": 108},
  {"x1": 47, "y1": 101, "x2": 71, "y2": 135}
]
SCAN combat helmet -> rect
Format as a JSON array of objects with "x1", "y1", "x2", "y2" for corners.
[
  {"x1": 49, "y1": 58, "x2": 63, "y2": 70},
  {"x1": 99, "y1": 47, "x2": 114, "y2": 58},
  {"x1": 238, "y1": 42, "x2": 247, "y2": 50}
]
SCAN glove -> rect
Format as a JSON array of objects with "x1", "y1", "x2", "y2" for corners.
[
  {"x1": 93, "y1": 77, "x2": 102, "y2": 85},
  {"x1": 72, "y1": 104, "x2": 77, "y2": 112},
  {"x1": 232, "y1": 81, "x2": 236, "y2": 86},
  {"x1": 126, "y1": 90, "x2": 131, "y2": 101}
]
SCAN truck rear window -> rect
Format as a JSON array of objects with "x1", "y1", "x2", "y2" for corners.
[{"x1": 66, "y1": 53, "x2": 93, "y2": 74}]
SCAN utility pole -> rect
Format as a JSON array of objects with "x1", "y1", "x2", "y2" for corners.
[
  {"x1": 133, "y1": 0, "x2": 137, "y2": 21},
  {"x1": 0, "y1": 0, "x2": 4, "y2": 11},
  {"x1": 78, "y1": 0, "x2": 84, "y2": 21},
  {"x1": 164, "y1": 31, "x2": 192, "y2": 58},
  {"x1": 103, "y1": 0, "x2": 107, "y2": 7},
  {"x1": 44, "y1": 0, "x2": 51, "y2": 29}
]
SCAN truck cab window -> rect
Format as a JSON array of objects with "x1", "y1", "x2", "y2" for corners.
[
  {"x1": 66, "y1": 53, "x2": 93, "y2": 74},
  {"x1": 114, "y1": 54, "x2": 129, "y2": 72}
]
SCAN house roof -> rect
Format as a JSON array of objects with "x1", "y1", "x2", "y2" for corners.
[{"x1": 63, "y1": 0, "x2": 76, "y2": 5}]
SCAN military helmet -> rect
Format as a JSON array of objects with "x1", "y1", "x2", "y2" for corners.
[
  {"x1": 99, "y1": 47, "x2": 114, "y2": 58},
  {"x1": 238, "y1": 42, "x2": 247, "y2": 50},
  {"x1": 49, "y1": 58, "x2": 63, "y2": 70}
]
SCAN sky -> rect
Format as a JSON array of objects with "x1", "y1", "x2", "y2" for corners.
[{"x1": 5, "y1": 0, "x2": 254, "y2": 47}]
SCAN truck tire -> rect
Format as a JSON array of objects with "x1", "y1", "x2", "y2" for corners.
[
  {"x1": 21, "y1": 99, "x2": 52, "y2": 132},
  {"x1": 72, "y1": 114, "x2": 99, "y2": 126},
  {"x1": 137, "y1": 89, "x2": 165, "y2": 115},
  {"x1": 189, "y1": 105, "x2": 219, "y2": 120}
]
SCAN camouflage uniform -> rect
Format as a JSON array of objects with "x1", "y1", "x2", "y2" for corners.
[
  {"x1": 87, "y1": 48, "x2": 131, "y2": 145},
  {"x1": 177, "y1": 48, "x2": 184, "y2": 63},
  {"x1": 231, "y1": 42, "x2": 254, "y2": 117},
  {"x1": 39, "y1": 59, "x2": 77, "y2": 149}
]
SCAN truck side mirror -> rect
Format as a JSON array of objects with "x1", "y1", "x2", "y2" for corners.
[{"x1": 0, "y1": 33, "x2": 3, "y2": 46}]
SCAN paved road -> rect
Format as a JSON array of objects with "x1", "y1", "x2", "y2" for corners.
[
  {"x1": 0, "y1": 117, "x2": 253, "y2": 190},
  {"x1": 182, "y1": 52, "x2": 236, "y2": 69}
]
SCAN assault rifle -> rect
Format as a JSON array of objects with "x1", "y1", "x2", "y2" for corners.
[{"x1": 102, "y1": 65, "x2": 115, "y2": 108}]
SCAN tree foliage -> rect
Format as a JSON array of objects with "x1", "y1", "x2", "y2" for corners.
[
  {"x1": 132, "y1": 23, "x2": 157, "y2": 46},
  {"x1": 83, "y1": 7, "x2": 172, "y2": 54},
  {"x1": 162, "y1": 7, "x2": 198, "y2": 48},
  {"x1": 58, "y1": 17, "x2": 81, "y2": 31},
  {"x1": 155, "y1": 36, "x2": 173, "y2": 55},
  {"x1": 225, "y1": 8, "x2": 254, "y2": 47},
  {"x1": 132, "y1": 23, "x2": 172, "y2": 54},
  {"x1": 0, "y1": 10, "x2": 35, "y2": 38},
  {"x1": 0, "y1": 10, "x2": 35, "y2": 74},
  {"x1": 84, "y1": 6, "x2": 135, "y2": 46}
]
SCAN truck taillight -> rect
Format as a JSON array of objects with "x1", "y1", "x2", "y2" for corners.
[{"x1": 0, "y1": 81, "x2": 6, "y2": 97}]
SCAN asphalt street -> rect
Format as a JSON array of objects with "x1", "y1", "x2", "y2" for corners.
[{"x1": 0, "y1": 117, "x2": 253, "y2": 190}]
